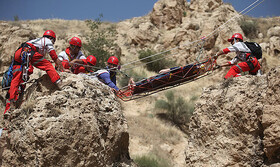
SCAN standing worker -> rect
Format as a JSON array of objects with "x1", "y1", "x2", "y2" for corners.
[{"x1": 4, "y1": 30, "x2": 64, "y2": 117}]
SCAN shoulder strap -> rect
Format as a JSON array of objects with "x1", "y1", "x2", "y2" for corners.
[{"x1": 65, "y1": 47, "x2": 72, "y2": 61}]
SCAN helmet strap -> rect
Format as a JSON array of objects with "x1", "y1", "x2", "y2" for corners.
[{"x1": 70, "y1": 45, "x2": 77, "y2": 51}]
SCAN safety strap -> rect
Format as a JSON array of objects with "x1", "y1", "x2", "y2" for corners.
[
  {"x1": 12, "y1": 68, "x2": 21, "y2": 73},
  {"x1": 32, "y1": 57, "x2": 44, "y2": 66},
  {"x1": 65, "y1": 48, "x2": 73, "y2": 61},
  {"x1": 246, "y1": 56, "x2": 255, "y2": 71},
  {"x1": 236, "y1": 64, "x2": 243, "y2": 73}
]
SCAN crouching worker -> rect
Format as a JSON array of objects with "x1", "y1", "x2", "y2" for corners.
[
  {"x1": 95, "y1": 56, "x2": 119, "y2": 91},
  {"x1": 58, "y1": 37, "x2": 86, "y2": 73},
  {"x1": 4, "y1": 30, "x2": 64, "y2": 117},
  {"x1": 70, "y1": 55, "x2": 97, "y2": 74},
  {"x1": 214, "y1": 33, "x2": 261, "y2": 79}
]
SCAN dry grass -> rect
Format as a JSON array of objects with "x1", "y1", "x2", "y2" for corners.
[
  {"x1": 21, "y1": 98, "x2": 36, "y2": 113},
  {"x1": 126, "y1": 115, "x2": 186, "y2": 166}
]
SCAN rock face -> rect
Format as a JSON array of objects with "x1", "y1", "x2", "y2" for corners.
[
  {"x1": 264, "y1": 26, "x2": 280, "y2": 57},
  {"x1": 263, "y1": 67, "x2": 280, "y2": 163},
  {"x1": 0, "y1": 73, "x2": 134, "y2": 167},
  {"x1": 116, "y1": 0, "x2": 242, "y2": 65},
  {"x1": 185, "y1": 67, "x2": 280, "y2": 166},
  {"x1": 189, "y1": 0, "x2": 222, "y2": 12},
  {"x1": 150, "y1": 0, "x2": 186, "y2": 30},
  {"x1": 0, "y1": 22, "x2": 37, "y2": 71}
]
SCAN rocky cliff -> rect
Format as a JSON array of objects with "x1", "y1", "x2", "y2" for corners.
[
  {"x1": 185, "y1": 66, "x2": 280, "y2": 166},
  {"x1": 0, "y1": 73, "x2": 135, "y2": 167},
  {"x1": 0, "y1": 0, "x2": 280, "y2": 166}
]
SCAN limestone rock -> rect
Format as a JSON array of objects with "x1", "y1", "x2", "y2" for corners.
[
  {"x1": 0, "y1": 73, "x2": 134, "y2": 167},
  {"x1": 189, "y1": 0, "x2": 223, "y2": 12},
  {"x1": 269, "y1": 36, "x2": 280, "y2": 57},
  {"x1": 262, "y1": 67, "x2": 280, "y2": 162},
  {"x1": 267, "y1": 26, "x2": 280, "y2": 37},
  {"x1": 185, "y1": 66, "x2": 280, "y2": 166},
  {"x1": 150, "y1": 0, "x2": 186, "y2": 30}
]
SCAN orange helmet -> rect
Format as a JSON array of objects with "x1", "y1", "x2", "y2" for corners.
[
  {"x1": 43, "y1": 30, "x2": 56, "y2": 41},
  {"x1": 69, "y1": 37, "x2": 82, "y2": 47},
  {"x1": 86, "y1": 55, "x2": 96, "y2": 66},
  {"x1": 107, "y1": 56, "x2": 119, "y2": 65},
  {"x1": 228, "y1": 33, "x2": 243, "y2": 42}
]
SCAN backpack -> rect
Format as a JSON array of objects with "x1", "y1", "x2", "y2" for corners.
[
  {"x1": 244, "y1": 41, "x2": 262, "y2": 59},
  {"x1": 1, "y1": 45, "x2": 34, "y2": 90},
  {"x1": 1, "y1": 62, "x2": 14, "y2": 90}
]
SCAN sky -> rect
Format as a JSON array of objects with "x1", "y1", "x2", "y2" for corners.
[{"x1": 0, "y1": 0, "x2": 279, "y2": 22}]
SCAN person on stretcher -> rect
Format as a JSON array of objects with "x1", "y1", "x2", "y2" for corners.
[{"x1": 127, "y1": 63, "x2": 205, "y2": 94}]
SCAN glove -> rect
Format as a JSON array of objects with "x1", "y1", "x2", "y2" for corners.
[
  {"x1": 215, "y1": 65, "x2": 221, "y2": 69},
  {"x1": 213, "y1": 54, "x2": 219, "y2": 60}
]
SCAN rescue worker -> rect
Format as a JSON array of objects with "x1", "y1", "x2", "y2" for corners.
[
  {"x1": 71, "y1": 55, "x2": 97, "y2": 74},
  {"x1": 4, "y1": 30, "x2": 64, "y2": 117},
  {"x1": 95, "y1": 56, "x2": 119, "y2": 91},
  {"x1": 214, "y1": 33, "x2": 261, "y2": 79},
  {"x1": 58, "y1": 37, "x2": 86, "y2": 73}
]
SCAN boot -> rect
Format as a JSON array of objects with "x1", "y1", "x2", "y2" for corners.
[
  {"x1": 3, "y1": 101, "x2": 15, "y2": 119},
  {"x1": 55, "y1": 79, "x2": 72, "y2": 90}
]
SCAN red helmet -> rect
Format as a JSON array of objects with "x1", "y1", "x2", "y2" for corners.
[
  {"x1": 43, "y1": 30, "x2": 56, "y2": 40},
  {"x1": 228, "y1": 33, "x2": 243, "y2": 42},
  {"x1": 107, "y1": 56, "x2": 119, "y2": 65},
  {"x1": 86, "y1": 55, "x2": 97, "y2": 66},
  {"x1": 69, "y1": 37, "x2": 82, "y2": 47}
]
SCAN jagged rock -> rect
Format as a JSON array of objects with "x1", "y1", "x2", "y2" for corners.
[
  {"x1": 150, "y1": 0, "x2": 186, "y2": 30},
  {"x1": 263, "y1": 67, "x2": 280, "y2": 162},
  {"x1": 258, "y1": 33, "x2": 264, "y2": 39},
  {"x1": 130, "y1": 22, "x2": 159, "y2": 47},
  {"x1": 116, "y1": 17, "x2": 159, "y2": 47},
  {"x1": 185, "y1": 67, "x2": 280, "y2": 166},
  {"x1": 189, "y1": 0, "x2": 223, "y2": 12},
  {"x1": 0, "y1": 22, "x2": 37, "y2": 72},
  {"x1": 269, "y1": 36, "x2": 280, "y2": 57},
  {"x1": 260, "y1": 42, "x2": 270, "y2": 55},
  {"x1": 267, "y1": 26, "x2": 280, "y2": 37},
  {"x1": 0, "y1": 73, "x2": 135, "y2": 167}
]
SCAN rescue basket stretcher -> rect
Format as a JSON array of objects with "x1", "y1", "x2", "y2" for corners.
[{"x1": 116, "y1": 57, "x2": 218, "y2": 101}]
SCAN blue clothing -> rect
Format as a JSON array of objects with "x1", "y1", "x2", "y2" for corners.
[{"x1": 97, "y1": 68, "x2": 119, "y2": 91}]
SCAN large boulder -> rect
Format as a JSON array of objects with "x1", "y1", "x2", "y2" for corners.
[
  {"x1": 189, "y1": 0, "x2": 222, "y2": 12},
  {"x1": 0, "y1": 73, "x2": 135, "y2": 167},
  {"x1": 185, "y1": 67, "x2": 280, "y2": 166},
  {"x1": 150, "y1": 0, "x2": 187, "y2": 30},
  {"x1": 267, "y1": 26, "x2": 280, "y2": 57},
  {"x1": 263, "y1": 67, "x2": 280, "y2": 162},
  {"x1": 267, "y1": 26, "x2": 280, "y2": 38},
  {"x1": 268, "y1": 36, "x2": 280, "y2": 57}
]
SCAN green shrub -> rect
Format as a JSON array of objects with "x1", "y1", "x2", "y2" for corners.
[
  {"x1": 239, "y1": 17, "x2": 258, "y2": 39},
  {"x1": 134, "y1": 155, "x2": 160, "y2": 167},
  {"x1": 84, "y1": 14, "x2": 117, "y2": 68},
  {"x1": 14, "y1": 15, "x2": 19, "y2": 21},
  {"x1": 155, "y1": 91, "x2": 195, "y2": 127},
  {"x1": 138, "y1": 49, "x2": 176, "y2": 72},
  {"x1": 134, "y1": 154, "x2": 170, "y2": 167}
]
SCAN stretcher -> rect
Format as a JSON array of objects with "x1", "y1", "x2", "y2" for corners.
[{"x1": 116, "y1": 57, "x2": 218, "y2": 101}]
